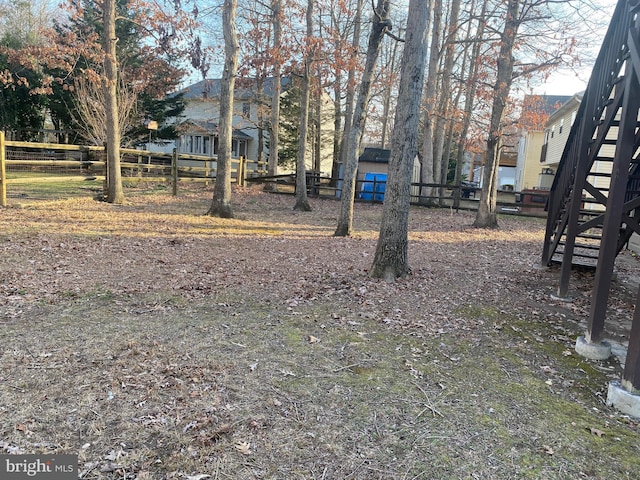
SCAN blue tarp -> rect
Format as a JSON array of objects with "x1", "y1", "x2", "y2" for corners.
[{"x1": 359, "y1": 172, "x2": 387, "y2": 201}]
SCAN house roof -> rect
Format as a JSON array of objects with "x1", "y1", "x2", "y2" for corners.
[
  {"x1": 358, "y1": 148, "x2": 391, "y2": 163},
  {"x1": 546, "y1": 92, "x2": 584, "y2": 125},
  {"x1": 177, "y1": 120, "x2": 253, "y2": 140},
  {"x1": 180, "y1": 76, "x2": 292, "y2": 100},
  {"x1": 523, "y1": 94, "x2": 573, "y2": 116}
]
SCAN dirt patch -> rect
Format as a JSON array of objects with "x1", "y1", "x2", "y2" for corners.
[{"x1": 1, "y1": 184, "x2": 639, "y2": 479}]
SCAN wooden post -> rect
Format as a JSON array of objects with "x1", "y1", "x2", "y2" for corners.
[
  {"x1": 372, "y1": 178, "x2": 377, "y2": 204},
  {"x1": 103, "y1": 143, "x2": 109, "y2": 199},
  {"x1": 239, "y1": 156, "x2": 245, "y2": 187},
  {"x1": 0, "y1": 131, "x2": 6, "y2": 207},
  {"x1": 172, "y1": 148, "x2": 178, "y2": 196}
]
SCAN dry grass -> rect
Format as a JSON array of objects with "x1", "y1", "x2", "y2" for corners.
[{"x1": 1, "y1": 184, "x2": 640, "y2": 479}]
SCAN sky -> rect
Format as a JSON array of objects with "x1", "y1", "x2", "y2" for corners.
[
  {"x1": 529, "y1": 0, "x2": 618, "y2": 96},
  {"x1": 531, "y1": 70, "x2": 590, "y2": 97}
]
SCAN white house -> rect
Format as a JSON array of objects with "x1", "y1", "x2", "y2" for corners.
[{"x1": 161, "y1": 76, "x2": 335, "y2": 176}]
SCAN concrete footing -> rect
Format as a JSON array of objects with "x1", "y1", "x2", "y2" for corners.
[
  {"x1": 550, "y1": 293, "x2": 573, "y2": 303},
  {"x1": 575, "y1": 335, "x2": 611, "y2": 360},
  {"x1": 607, "y1": 381, "x2": 640, "y2": 418}
]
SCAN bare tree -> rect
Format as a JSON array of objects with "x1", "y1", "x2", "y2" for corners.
[
  {"x1": 473, "y1": 0, "x2": 519, "y2": 228},
  {"x1": 370, "y1": 0, "x2": 430, "y2": 280},
  {"x1": 379, "y1": 25, "x2": 402, "y2": 149},
  {"x1": 472, "y1": 0, "x2": 589, "y2": 227},
  {"x1": 293, "y1": 0, "x2": 314, "y2": 211},
  {"x1": 72, "y1": 73, "x2": 137, "y2": 146},
  {"x1": 334, "y1": 0, "x2": 392, "y2": 236},
  {"x1": 420, "y1": 0, "x2": 442, "y2": 205},
  {"x1": 265, "y1": 0, "x2": 282, "y2": 191},
  {"x1": 338, "y1": 0, "x2": 364, "y2": 169},
  {"x1": 433, "y1": 0, "x2": 461, "y2": 203},
  {"x1": 103, "y1": 0, "x2": 123, "y2": 204},
  {"x1": 209, "y1": 0, "x2": 239, "y2": 218},
  {"x1": 453, "y1": 0, "x2": 486, "y2": 210}
]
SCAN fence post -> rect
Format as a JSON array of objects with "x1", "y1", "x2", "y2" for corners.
[
  {"x1": 239, "y1": 156, "x2": 245, "y2": 187},
  {"x1": 172, "y1": 148, "x2": 178, "y2": 196},
  {"x1": 0, "y1": 131, "x2": 6, "y2": 207},
  {"x1": 103, "y1": 143, "x2": 109, "y2": 199}
]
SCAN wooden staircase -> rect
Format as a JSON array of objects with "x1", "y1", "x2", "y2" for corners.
[
  {"x1": 542, "y1": 0, "x2": 640, "y2": 343},
  {"x1": 542, "y1": 0, "x2": 640, "y2": 273}
]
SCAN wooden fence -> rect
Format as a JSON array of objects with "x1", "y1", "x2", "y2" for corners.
[
  {"x1": 0, "y1": 133, "x2": 547, "y2": 217},
  {"x1": 0, "y1": 132, "x2": 268, "y2": 206},
  {"x1": 248, "y1": 171, "x2": 548, "y2": 217}
]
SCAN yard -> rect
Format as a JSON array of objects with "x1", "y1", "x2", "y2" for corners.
[{"x1": 1, "y1": 184, "x2": 639, "y2": 479}]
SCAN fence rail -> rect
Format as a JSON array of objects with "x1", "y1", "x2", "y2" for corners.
[
  {"x1": 0, "y1": 135, "x2": 547, "y2": 217},
  {"x1": 0, "y1": 135, "x2": 268, "y2": 205},
  {"x1": 247, "y1": 171, "x2": 548, "y2": 217}
]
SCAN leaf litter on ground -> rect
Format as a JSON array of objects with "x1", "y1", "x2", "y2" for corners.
[{"x1": 1, "y1": 184, "x2": 640, "y2": 479}]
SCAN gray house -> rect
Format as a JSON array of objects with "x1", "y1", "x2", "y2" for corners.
[{"x1": 167, "y1": 77, "x2": 335, "y2": 175}]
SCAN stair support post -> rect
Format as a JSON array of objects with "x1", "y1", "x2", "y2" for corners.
[{"x1": 585, "y1": 38, "x2": 640, "y2": 346}]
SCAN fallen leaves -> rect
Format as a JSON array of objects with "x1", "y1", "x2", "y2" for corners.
[
  {"x1": 1, "y1": 186, "x2": 638, "y2": 480},
  {"x1": 235, "y1": 441, "x2": 252, "y2": 455}
]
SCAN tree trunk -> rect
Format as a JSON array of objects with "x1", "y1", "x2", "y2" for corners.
[
  {"x1": 103, "y1": 0, "x2": 124, "y2": 204},
  {"x1": 453, "y1": 0, "x2": 484, "y2": 210},
  {"x1": 419, "y1": 0, "x2": 441, "y2": 205},
  {"x1": 334, "y1": 0, "x2": 391, "y2": 236},
  {"x1": 209, "y1": 0, "x2": 238, "y2": 218},
  {"x1": 338, "y1": 0, "x2": 364, "y2": 169},
  {"x1": 380, "y1": 32, "x2": 401, "y2": 149},
  {"x1": 314, "y1": 77, "x2": 322, "y2": 175},
  {"x1": 293, "y1": 0, "x2": 313, "y2": 211},
  {"x1": 370, "y1": 0, "x2": 429, "y2": 280},
  {"x1": 265, "y1": 0, "x2": 282, "y2": 192},
  {"x1": 332, "y1": 67, "x2": 342, "y2": 185},
  {"x1": 433, "y1": 0, "x2": 460, "y2": 204},
  {"x1": 256, "y1": 77, "x2": 265, "y2": 165},
  {"x1": 473, "y1": 0, "x2": 519, "y2": 228}
]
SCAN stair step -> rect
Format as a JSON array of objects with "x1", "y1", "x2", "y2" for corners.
[
  {"x1": 579, "y1": 209, "x2": 605, "y2": 216},
  {"x1": 550, "y1": 254, "x2": 598, "y2": 269},
  {"x1": 555, "y1": 249, "x2": 599, "y2": 260},
  {"x1": 577, "y1": 233, "x2": 603, "y2": 240},
  {"x1": 558, "y1": 241, "x2": 601, "y2": 250}
]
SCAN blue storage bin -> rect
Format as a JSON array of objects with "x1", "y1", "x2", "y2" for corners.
[{"x1": 359, "y1": 173, "x2": 387, "y2": 201}]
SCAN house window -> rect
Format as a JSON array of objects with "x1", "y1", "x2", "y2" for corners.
[
  {"x1": 194, "y1": 136, "x2": 202, "y2": 153},
  {"x1": 551, "y1": 125, "x2": 555, "y2": 138},
  {"x1": 181, "y1": 135, "x2": 193, "y2": 153},
  {"x1": 571, "y1": 110, "x2": 576, "y2": 125},
  {"x1": 203, "y1": 136, "x2": 210, "y2": 155},
  {"x1": 242, "y1": 102, "x2": 251, "y2": 117},
  {"x1": 231, "y1": 139, "x2": 248, "y2": 158},
  {"x1": 559, "y1": 119, "x2": 564, "y2": 134}
]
